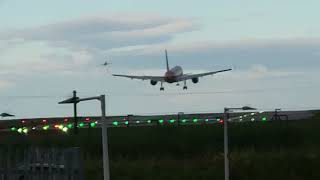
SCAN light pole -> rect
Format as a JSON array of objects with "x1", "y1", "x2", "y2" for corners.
[
  {"x1": 59, "y1": 93, "x2": 110, "y2": 180},
  {"x1": 100, "y1": 95, "x2": 110, "y2": 180},
  {"x1": 224, "y1": 106, "x2": 256, "y2": 180},
  {"x1": 59, "y1": 90, "x2": 79, "y2": 134}
]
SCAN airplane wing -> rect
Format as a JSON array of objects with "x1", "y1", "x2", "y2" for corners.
[
  {"x1": 112, "y1": 74, "x2": 165, "y2": 81},
  {"x1": 178, "y1": 68, "x2": 232, "y2": 81},
  {"x1": 0, "y1": 113, "x2": 14, "y2": 117}
]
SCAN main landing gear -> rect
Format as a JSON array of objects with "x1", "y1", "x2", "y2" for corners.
[
  {"x1": 183, "y1": 81, "x2": 188, "y2": 90},
  {"x1": 159, "y1": 81, "x2": 188, "y2": 91},
  {"x1": 160, "y1": 82, "x2": 164, "y2": 91}
]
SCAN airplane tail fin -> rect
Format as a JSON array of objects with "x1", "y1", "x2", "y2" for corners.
[{"x1": 165, "y1": 49, "x2": 170, "y2": 71}]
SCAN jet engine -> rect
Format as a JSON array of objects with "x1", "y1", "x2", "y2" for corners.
[
  {"x1": 150, "y1": 80, "x2": 158, "y2": 86},
  {"x1": 192, "y1": 77, "x2": 199, "y2": 83}
]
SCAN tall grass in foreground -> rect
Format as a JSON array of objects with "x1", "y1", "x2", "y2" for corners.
[{"x1": 1, "y1": 117, "x2": 320, "y2": 179}]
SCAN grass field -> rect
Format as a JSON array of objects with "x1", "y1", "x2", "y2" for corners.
[{"x1": 1, "y1": 115, "x2": 320, "y2": 180}]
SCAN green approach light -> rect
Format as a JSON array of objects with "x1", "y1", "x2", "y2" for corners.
[
  {"x1": 147, "y1": 120, "x2": 151, "y2": 123},
  {"x1": 113, "y1": 121, "x2": 119, "y2": 126},
  {"x1": 125, "y1": 121, "x2": 129, "y2": 125},
  {"x1": 181, "y1": 119, "x2": 187, "y2": 123},
  {"x1": 79, "y1": 122, "x2": 85, "y2": 127},
  {"x1": 159, "y1": 119, "x2": 164, "y2": 124},
  {"x1": 10, "y1": 127, "x2": 16, "y2": 131},
  {"x1": 136, "y1": 121, "x2": 140, "y2": 124},
  {"x1": 193, "y1": 119, "x2": 198, "y2": 123},
  {"x1": 205, "y1": 119, "x2": 209, "y2": 122},
  {"x1": 169, "y1": 119, "x2": 175, "y2": 123},
  {"x1": 43, "y1": 125, "x2": 49, "y2": 130},
  {"x1": 90, "y1": 122, "x2": 96, "y2": 127},
  {"x1": 67, "y1": 124, "x2": 73, "y2": 129},
  {"x1": 262, "y1": 117, "x2": 267, "y2": 121}
]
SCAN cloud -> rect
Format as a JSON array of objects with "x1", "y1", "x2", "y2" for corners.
[
  {"x1": 104, "y1": 38, "x2": 320, "y2": 71},
  {"x1": 234, "y1": 64, "x2": 302, "y2": 80},
  {"x1": 2, "y1": 14, "x2": 318, "y2": 75},
  {"x1": 0, "y1": 15, "x2": 197, "y2": 50},
  {"x1": 0, "y1": 80, "x2": 14, "y2": 91},
  {"x1": 0, "y1": 14, "x2": 197, "y2": 78},
  {"x1": 0, "y1": 49, "x2": 94, "y2": 76},
  {"x1": 0, "y1": 39, "x2": 25, "y2": 53},
  {"x1": 112, "y1": 37, "x2": 320, "y2": 55}
]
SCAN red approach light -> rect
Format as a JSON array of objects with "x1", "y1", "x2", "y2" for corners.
[
  {"x1": 54, "y1": 124, "x2": 60, "y2": 129},
  {"x1": 42, "y1": 119, "x2": 47, "y2": 123},
  {"x1": 21, "y1": 120, "x2": 26, "y2": 124},
  {"x1": 219, "y1": 119, "x2": 224, "y2": 124},
  {"x1": 85, "y1": 117, "x2": 90, "y2": 122},
  {"x1": 64, "y1": 118, "x2": 68, "y2": 122}
]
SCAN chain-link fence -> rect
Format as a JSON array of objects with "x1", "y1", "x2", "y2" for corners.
[{"x1": 0, "y1": 146, "x2": 84, "y2": 180}]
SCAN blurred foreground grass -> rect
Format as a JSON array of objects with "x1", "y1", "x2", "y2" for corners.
[{"x1": 1, "y1": 115, "x2": 320, "y2": 179}]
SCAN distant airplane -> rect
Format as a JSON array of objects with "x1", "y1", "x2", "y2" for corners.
[
  {"x1": 112, "y1": 50, "x2": 232, "y2": 91},
  {"x1": 102, "y1": 61, "x2": 111, "y2": 66},
  {"x1": 0, "y1": 113, "x2": 15, "y2": 118}
]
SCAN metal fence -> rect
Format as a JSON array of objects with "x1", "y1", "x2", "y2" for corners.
[{"x1": 0, "y1": 146, "x2": 84, "y2": 180}]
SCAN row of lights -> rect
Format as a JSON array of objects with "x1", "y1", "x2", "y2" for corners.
[
  {"x1": 112, "y1": 115, "x2": 267, "y2": 126},
  {"x1": 10, "y1": 121, "x2": 99, "y2": 134},
  {"x1": 19, "y1": 118, "x2": 93, "y2": 124},
  {"x1": 112, "y1": 118, "x2": 220, "y2": 126},
  {"x1": 16, "y1": 113, "x2": 265, "y2": 125},
  {"x1": 9, "y1": 114, "x2": 267, "y2": 134}
]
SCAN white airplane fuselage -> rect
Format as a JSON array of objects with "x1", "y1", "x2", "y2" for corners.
[{"x1": 164, "y1": 66, "x2": 183, "y2": 83}]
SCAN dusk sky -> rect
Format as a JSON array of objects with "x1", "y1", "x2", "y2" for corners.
[{"x1": 0, "y1": 0, "x2": 320, "y2": 118}]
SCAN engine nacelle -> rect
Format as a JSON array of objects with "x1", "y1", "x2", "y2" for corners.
[
  {"x1": 150, "y1": 80, "x2": 158, "y2": 86},
  {"x1": 192, "y1": 77, "x2": 199, "y2": 84}
]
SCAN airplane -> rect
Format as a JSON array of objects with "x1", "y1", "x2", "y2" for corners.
[
  {"x1": 102, "y1": 61, "x2": 111, "y2": 66},
  {"x1": 112, "y1": 50, "x2": 232, "y2": 91}
]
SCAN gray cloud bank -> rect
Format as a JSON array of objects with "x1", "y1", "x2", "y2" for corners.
[
  {"x1": 107, "y1": 38, "x2": 320, "y2": 71},
  {"x1": 0, "y1": 15, "x2": 197, "y2": 50},
  {"x1": 1, "y1": 14, "x2": 319, "y2": 72}
]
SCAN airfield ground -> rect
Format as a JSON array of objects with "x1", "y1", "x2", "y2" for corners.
[{"x1": 1, "y1": 113, "x2": 320, "y2": 180}]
